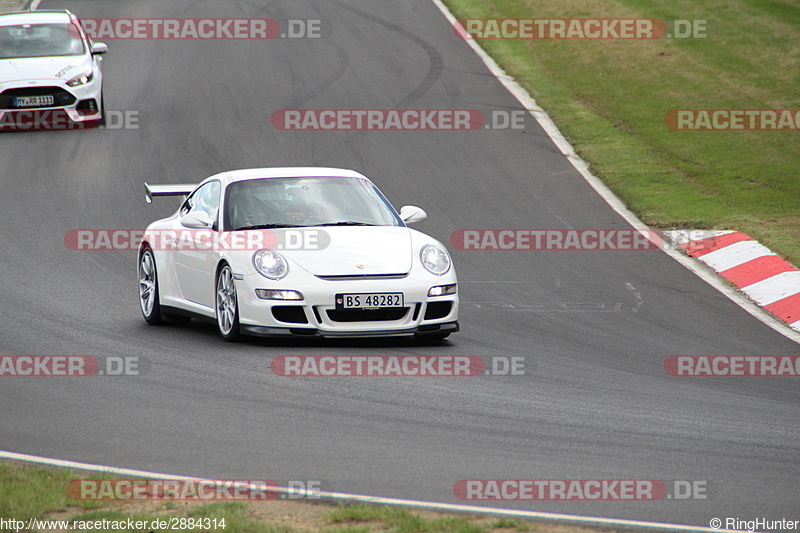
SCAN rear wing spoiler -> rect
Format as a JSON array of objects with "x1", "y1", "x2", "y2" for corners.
[{"x1": 145, "y1": 183, "x2": 196, "y2": 204}]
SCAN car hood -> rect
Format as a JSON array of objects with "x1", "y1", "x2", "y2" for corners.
[
  {"x1": 284, "y1": 226, "x2": 413, "y2": 276},
  {"x1": 0, "y1": 55, "x2": 89, "y2": 84}
]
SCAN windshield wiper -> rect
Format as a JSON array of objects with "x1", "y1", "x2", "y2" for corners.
[
  {"x1": 232, "y1": 224, "x2": 304, "y2": 231},
  {"x1": 311, "y1": 221, "x2": 375, "y2": 227}
]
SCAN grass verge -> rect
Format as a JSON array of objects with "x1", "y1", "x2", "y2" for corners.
[
  {"x1": 0, "y1": 461, "x2": 618, "y2": 533},
  {"x1": 442, "y1": 0, "x2": 800, "y2": 264}
]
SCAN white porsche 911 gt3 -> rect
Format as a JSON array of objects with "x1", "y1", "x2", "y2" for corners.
[
  {"x1": 0, "y1": 10, "x2": 107, "y2": 127},
  {"x1": 138, "y1": 168, "x2": 459, "y2": 341}
]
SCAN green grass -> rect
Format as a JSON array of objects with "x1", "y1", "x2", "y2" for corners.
[
  {"x1": 0, "y1": 463, "x2": 109, "y2": 520},
  {"x1": 0, "y1": 462, "x2": 551, "y2": 533},
  {"x1": 326, "y1": 503, "x2": 526, "y2": 533},
  {"x1": 443, "y1": 0, "x2": 800, "y2": 264},
  {"x1": 66, "y1": 503, "x2": 294, "y2": 533},
  {"x1": 489, "y1": 518, "x2": 532, "y2": 531},
  {"x1": 0, "y1": 464, "x2": 283, "y2": 533}
]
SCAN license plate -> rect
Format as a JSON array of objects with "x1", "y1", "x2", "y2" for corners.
[
  {"x1": 13, "y1": 96, "x2": 54, "y2": 108},
  {"x1": 336, "y1": 293, "x2": 404, "y2": 310}
]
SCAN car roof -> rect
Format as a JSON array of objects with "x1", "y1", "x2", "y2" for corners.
[
  {"x1": 0, "y1": 10, "x2": 75, "y2": 26},
  {"x1": 211, "y1": 167, "x2": 371, "y2": 186}
]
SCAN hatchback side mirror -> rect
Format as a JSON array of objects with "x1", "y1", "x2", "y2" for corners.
[{"x1": 91, "y1": 42, "x2": 108, "y2": 55}]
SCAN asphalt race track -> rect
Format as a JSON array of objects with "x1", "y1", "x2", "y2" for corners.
[{"x1": 1, "y1": 0, "x2": 799, "y2": 529}]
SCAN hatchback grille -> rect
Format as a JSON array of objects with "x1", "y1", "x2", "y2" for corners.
[{"x1": 0, "y1": 87, "x2": 76, "y2": 109}]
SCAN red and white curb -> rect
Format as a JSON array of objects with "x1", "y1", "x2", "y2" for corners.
[
  {"x1": 664, "y1": 230, "x2": 800, "y2": 332},
  {"x1": 428, "y1": 0, "x2": 797, "y2": 344}
]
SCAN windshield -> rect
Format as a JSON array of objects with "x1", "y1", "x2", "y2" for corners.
[
  {"x1": 0, "y1": 23, "x2": 86, "y2": 59},
  {"x1": 224, "y1": 177, "x2": 404, "y2": 230}
]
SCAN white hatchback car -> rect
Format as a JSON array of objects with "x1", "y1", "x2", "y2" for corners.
[
  {"x1": 139, "y1": 168, "x2": 460, "y2": 341},
  {"x1": 0, "y1": 10, "x2": 107, "y2": 127}
]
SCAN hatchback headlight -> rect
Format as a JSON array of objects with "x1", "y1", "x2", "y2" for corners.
[
  {"x1": 66, "y1": 71, "x2": 93, "y2": 87},
  {"x1": 420, "y1": 244, "x2": 451, "y2": 276},
  {"x1": 253, "y1": 250, "x2": 289, "y2": 280}
]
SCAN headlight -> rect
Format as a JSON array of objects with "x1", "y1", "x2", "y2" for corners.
[
  {"x1": 66, "y1": 71, "x2": 93, "y2": 87},
  {"x1": 253, "y1": 250, "x2": 288, "y2": 280},
  {"x1": 420, "y1": 244, "x2": 451, "y2": 276}
]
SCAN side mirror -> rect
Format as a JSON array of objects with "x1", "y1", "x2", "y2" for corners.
[
  {"x1": 399, "y1": 205, "x2": 427, "y2": 225},
  {"x1": 180, "y1": 212, "x2": 213, "y2": 229},
  {"x1": 91, "y1": 42, "x2": 108, "y2": 55}
]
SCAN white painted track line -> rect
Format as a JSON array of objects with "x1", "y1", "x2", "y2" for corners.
[
  {"x1": 0, "y1": 2, "x2": 791, "y2": 532},
  {"x1": 1, "y1": 450, "x2": 725, "y2": 532}
]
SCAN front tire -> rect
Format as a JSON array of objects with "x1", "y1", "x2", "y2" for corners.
[
  {"x1": 216, "y1": 264, "x2": 241, "y2": 341},
  {"x1": 97, "y1": 91, "x2": 106, "y2": 127},
  {"x1": 138, "y1": 248, "x2": 163, "y2": 325}
]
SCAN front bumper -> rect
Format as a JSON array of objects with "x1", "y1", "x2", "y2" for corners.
[
  {"x1": 241, "y1": 321, "x2": 460, "y2": 338},
  {"x1": 236, "y1": 270, "x2": 460, "y2": 338},
  {"x1": 0, "y1": 78, "x2": 102, "y2": 128}
]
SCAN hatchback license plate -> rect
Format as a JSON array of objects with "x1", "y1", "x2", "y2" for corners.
[{"x1": 14, "y1": 96, "x2": 54, "y2": 108}]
